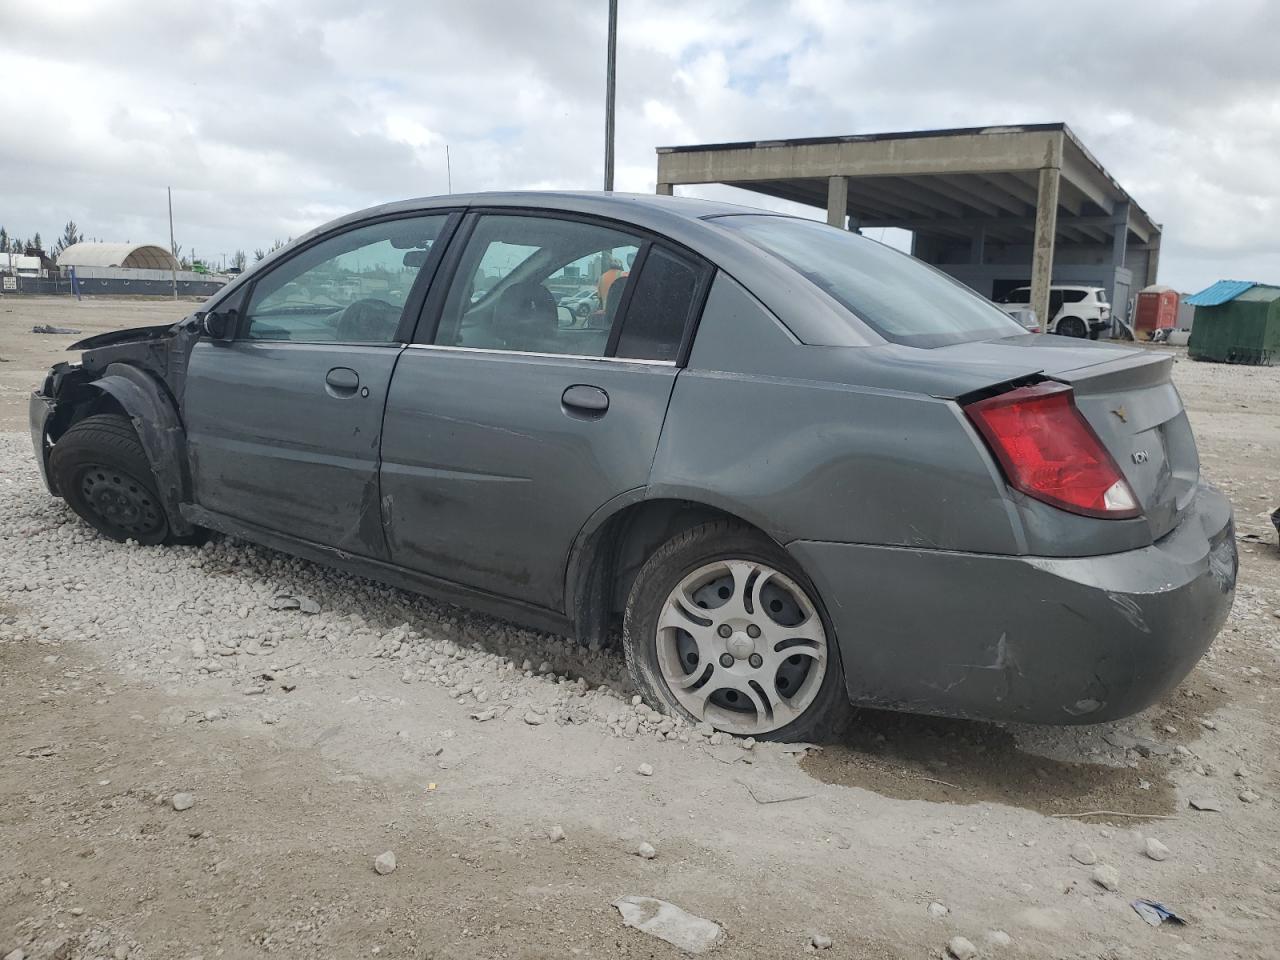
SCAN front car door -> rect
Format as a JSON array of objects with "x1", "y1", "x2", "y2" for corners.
[
  {"x1": 183, "y1": 213, "x2": 454, "y2": 556},
  {"x1": 380, "y1": 210, "x2": 709, "y2": 610}
]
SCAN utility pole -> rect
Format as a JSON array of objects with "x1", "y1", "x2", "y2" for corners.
[
  {"x1": 167, "y1": 187, "x2": 177, "y2": 300},
  {"x1": 446, "y1": 144, "x2": 452, "y2": 194},
  {"x1": 603, "y1": 0, "x2": 617, "y2": 191}
]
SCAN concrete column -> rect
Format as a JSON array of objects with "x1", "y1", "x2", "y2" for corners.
[
  {"x1": 1030, "y1": 166, "x2": 1060, "y2": 332},
  {"x1": 1145, "y1": 232, "x2": 1161, "y2": 286},
  {"x1": 655, "y1": 182, "x2": 673, "y2": 196},
  {"x1": 826, "y1": 176, "x2": 848, "y2": 228},
  {"x1": 1111, "y1": 201, "x2": 1130, "y2": 267},
  {"x1": 970, "y1": 225, "x2": 986, "y2": 265}
]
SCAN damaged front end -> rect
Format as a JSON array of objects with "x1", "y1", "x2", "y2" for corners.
[{"x1": 29, "y1": 318, "x2": 200, "y2": 504}]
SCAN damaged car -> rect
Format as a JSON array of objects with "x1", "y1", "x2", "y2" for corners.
[{"x1": 30, "y1": 192, "x2": 1237, "y2": 740}]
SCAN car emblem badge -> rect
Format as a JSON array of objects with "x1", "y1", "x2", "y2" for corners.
[{"x1": 1132, "y1": 450, "x2": 1149, "y2": 464}]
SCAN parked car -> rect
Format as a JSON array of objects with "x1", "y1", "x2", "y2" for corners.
[
  {"x1": 29, "y1": 193, "x2": 1236, "y2": 740},
  {"x1": 999, "y1": 284, "x2": 1111, "y2": 338},
  {"x1": 558, "y1": 286, "x2": 599, "y2": 320}
]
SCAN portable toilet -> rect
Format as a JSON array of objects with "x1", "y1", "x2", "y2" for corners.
[
  {"x1": 1186, "y1": 280, "x2": 1280, "y2": 365},
  {"x1": 1134, "y1": 285, "x2": 1178, "y2": 337}
]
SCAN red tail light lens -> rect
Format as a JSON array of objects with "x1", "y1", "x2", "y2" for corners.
[{"x1": 965, "y1": 382, "x2": 1140, "y2": 519}]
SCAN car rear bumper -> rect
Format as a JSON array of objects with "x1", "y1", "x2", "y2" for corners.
[
  {"x1": 29, "y1": 389, "x2": 57, "y2": 495},
  {"x1": 788, "y1": 483, "x2": 1236, "y2": 724}
]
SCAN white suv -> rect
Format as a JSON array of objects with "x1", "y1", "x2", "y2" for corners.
[{"x1": 997, "y1": 285, "x2": 1111, "y2": 338}]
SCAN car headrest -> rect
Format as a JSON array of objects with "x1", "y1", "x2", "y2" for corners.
[{"x1": 495, "y1": 281, "x2": 557, "y2": 338}]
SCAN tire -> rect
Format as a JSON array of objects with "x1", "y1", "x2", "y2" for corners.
[
  {"x1": 1057, "y1": 316, "x2": 1087, "y2": 338},
  {"x1": 622, "y1": 520, "x2": 848, "y2": 742},
  {"x1": 49, "y1": 414, "x2": 178, "y2": 545}
]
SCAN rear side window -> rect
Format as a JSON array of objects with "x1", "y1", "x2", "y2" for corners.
[
  {"x1": 615, "y1": 247, "x2": 702, "y2": 361},
  {"x1": 713, "y1": 215, "x2": 1026, "y2": 348},
  {"x1": 1061, "y1": 289, "x2": 1087, "y2": 303}
]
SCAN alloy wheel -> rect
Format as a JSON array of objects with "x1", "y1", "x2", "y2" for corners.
[{"x1": 654, "y1": 559, "x2": 829, "y2": 736}]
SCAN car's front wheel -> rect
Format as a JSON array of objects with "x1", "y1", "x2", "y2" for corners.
[
  {"x1": 622, "y1": 521, "x2": 846, "y2": 741},
  {"x1": 49, "y1": 413, "x2": 177, "y2": 546}
]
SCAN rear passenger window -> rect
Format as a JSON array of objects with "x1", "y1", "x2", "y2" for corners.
[
  {"x1": 1061, "y1": 290, "x2": 1087, "y2": 303},
  {"x1": 615, "y1": 247, "x2": 702, "y2": 361}
]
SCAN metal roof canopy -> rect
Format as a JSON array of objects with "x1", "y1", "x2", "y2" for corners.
[
  {"x1": 1183, "y1": 280, "x2": 1262, "y2": 307},
  {"x1": 56, "y1": 242, "x2": 179, "y2": 271},
  {"x1": 655, "y1": 123, "x2": 1161, "y2": 327}
]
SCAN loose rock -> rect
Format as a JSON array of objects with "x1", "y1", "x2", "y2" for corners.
[
  {"x1": 374, "y1": 851, "x2": 397, "y2": 875},
  {"x1": 524, "y1": 712, "x2": 545, "y2": 726},
  {"x1": 548, "y1": 824, "x2": 566, "y2": 842},
  {"x1": 1239, "y1": 789, "x2": 1260, "y2": 803},
  {"x1": 171, "y1": 792, "x2": 194, "y2": 811},
  {"x1": 948, "y1": 935, "x2": 978, "y2": 960},
  {"x1": 1144, "y1": 837, "x2": 1170, "y2": 861},
  {"x1": 927, "y1": 901, "x2": 949, "y2": 919},
  {"x1": 810, "y1": 931, "x2": 832, "y2": 950},
  {"x1": 634, "y1": 841, "x2": 657, "y2": 860},
  {"x1": 637, "y1": 762, "x2": 654, "y2": 777},
  {"x1": 1070, "y1": 842, "x2": 1097, "y2": 865},
  {"x1": 1092, "y1": 864, "x2": 1120, "y2": 891},
  {"x1": 986, "y1": 930, "x2": 1013, "y2": 948}
]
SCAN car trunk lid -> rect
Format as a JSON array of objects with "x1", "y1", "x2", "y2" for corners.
[{"x1": 1045, "y1": 349, "x2": 1198, "y2": 541}]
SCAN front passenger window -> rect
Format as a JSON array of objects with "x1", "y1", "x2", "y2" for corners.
[{"x1": 243, "y1": 215, "x2": 448, "y2": 343}]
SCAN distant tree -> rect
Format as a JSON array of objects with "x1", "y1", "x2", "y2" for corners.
[
  {"x1": 0, "y1": 227, "x2": 8, "y2": 252},
  {"x1": 253, "y1": 248, "x2": 266, "y2": 262},
  {"x1": 52, "y1": 220, "x2": 84, "y2": 258},
  {"x1": 30, "y1": 232, "x2": 42, "y2": 253},
  {"x1": 180, "y1": 256, "x2": 192, "y2": 269},
  {"x1": 11, "y1": 237, "x2": 24, "y2": 254},
  {"x1": 232, "y1": 249, "x2": 247, "y2": 271},
  {"x1": 269, "y1": 238, "x2": 287, "y2": 254}
]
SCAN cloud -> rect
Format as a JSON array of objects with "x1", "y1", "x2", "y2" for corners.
[{"x1": 0, "y1": 0, "x2": 1274, "y2": 288}]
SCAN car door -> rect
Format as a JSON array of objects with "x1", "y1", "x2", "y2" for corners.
[
  {"x1": 380, "y1": 211, "x2": 709, "y2": 610},
  {"x1": 183, "y1": 212, "x2": 455, "y2": 556}
]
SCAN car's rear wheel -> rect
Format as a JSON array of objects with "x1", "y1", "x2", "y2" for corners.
[
  {"x1": 622, "y1": 521, "x2": 846, "y2": 741},
  {"x1": 49, "y1": 414, "x2": 176, "y2": 546},
  {"x1": 1057, "y1": 316, "x2": 1087, "y2": 338}
]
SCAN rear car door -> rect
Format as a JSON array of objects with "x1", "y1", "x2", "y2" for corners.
[
  {"x1": 183, "y1": 213, "x2": 454, "y2": 556},
  {"x1": 380, "y1": 210, "x2": 709, "y2": 610}
]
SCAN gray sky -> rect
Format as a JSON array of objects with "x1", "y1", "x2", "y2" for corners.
[{"x1": 1, "y1": 0, "x2": 1276, "y2": 290}]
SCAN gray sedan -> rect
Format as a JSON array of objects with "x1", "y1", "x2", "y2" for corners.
[{"x1": 29, "y1": 192, "x2": 1236, "y2": 741}]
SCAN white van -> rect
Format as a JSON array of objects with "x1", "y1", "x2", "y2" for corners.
[{"x1": 998, "y1": 285, "x2": 1111, "y2": 338}]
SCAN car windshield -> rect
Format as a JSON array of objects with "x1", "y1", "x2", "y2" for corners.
[{"x1": 713, "y1": 214, "x2": 1028, "y2": 348}]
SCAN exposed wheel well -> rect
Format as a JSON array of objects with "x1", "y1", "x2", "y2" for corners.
[
  {"x1": 47, "y1": 380, "x2": 128, "y2": 444},
  {"x1": 568, "y1": 498, "x2": 781, "y2": 647}
]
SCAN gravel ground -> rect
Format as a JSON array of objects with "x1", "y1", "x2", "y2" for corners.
[{"x1": 1, "y1": 298, "x2": 1278, "y2": 959}]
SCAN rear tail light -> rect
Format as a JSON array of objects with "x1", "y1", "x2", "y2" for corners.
[{"x1": 965, "y1": 382, "x2": 1140, "y2": 519}]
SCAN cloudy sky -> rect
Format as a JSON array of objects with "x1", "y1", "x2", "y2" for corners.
[{"x1": 1, "y1": 0, "x2": 1276, "y2": 289}]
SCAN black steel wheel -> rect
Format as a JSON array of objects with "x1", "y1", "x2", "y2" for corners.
[{"x1": 50, "y1": 414, "x2": 175, "y2": 545}]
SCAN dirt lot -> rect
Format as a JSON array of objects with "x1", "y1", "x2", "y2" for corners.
[{"x1": 1, "y1": 295, "x2": 1277, "y2": 959}]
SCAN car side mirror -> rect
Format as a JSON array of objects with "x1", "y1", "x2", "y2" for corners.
[{"x1": 200, "y1": 308, "x2": 237, "y2": 341}]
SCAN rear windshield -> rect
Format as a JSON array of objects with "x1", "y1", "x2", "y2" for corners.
[{"x1": 713, "y1": 214, "x2": 1028, "y2": 348}]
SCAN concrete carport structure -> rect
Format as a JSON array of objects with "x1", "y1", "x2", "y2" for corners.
[{"x1": 655, "y1": 123, "x2": 1161, "y2": 333}]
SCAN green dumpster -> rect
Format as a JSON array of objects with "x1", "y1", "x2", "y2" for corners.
[{"x1": 1186, "y1": 281, "x2": 1280, "y2": 365}]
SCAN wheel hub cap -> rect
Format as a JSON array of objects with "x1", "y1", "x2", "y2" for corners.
[
  {"x1": 654, "y1": 559, "x2": 829, "y2": 737},
  {"x1": 79, "y1": 464, "x2": 163, "y2": 539}
]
